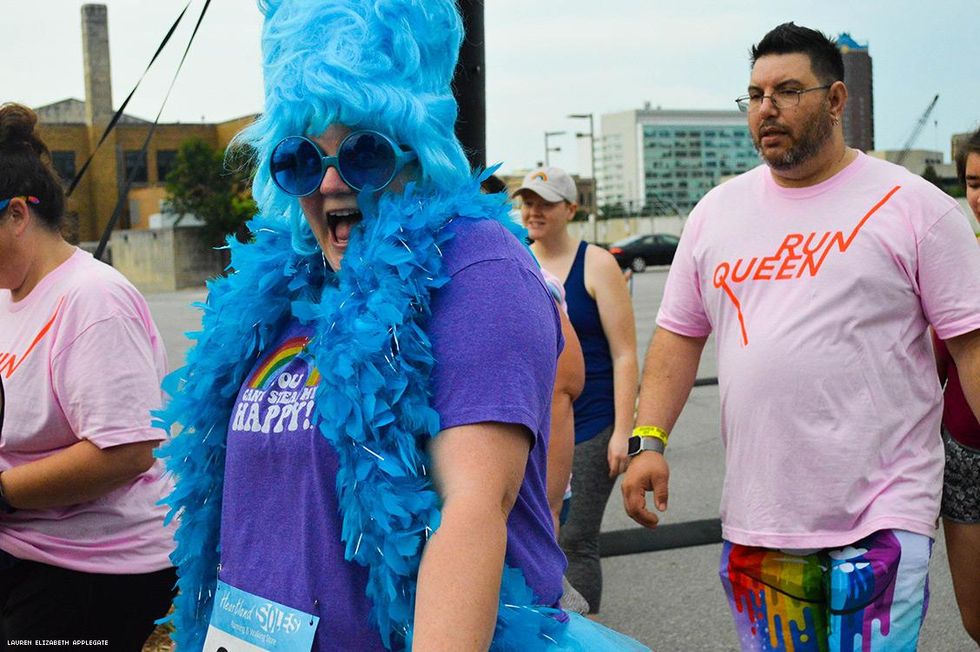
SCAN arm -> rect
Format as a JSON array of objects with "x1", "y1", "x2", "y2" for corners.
[
  {"x1": 413, "y1": 422, "x2": 531, "y2": 652},
  {"x1": 621, "y1": 326, "x2": 707, "y2": 529},
  {"x1": 1, "y1": 439, "x2": 158, "y2": 510},
  {"x1": 4, "y1": 303, "x2": 167, "y2": 511},
  {"x1": 547, "y1": 310, "x2": 584, "y2": 531},
  {"x1": 586, "y1": 246, "x2": 639, "y2": 478},
  {"x1": 931, "y1": 328, "x2": 949, "y2": 383},
  {"x1": 946, "y1": 327, "x2": 980, "y2": 423}
]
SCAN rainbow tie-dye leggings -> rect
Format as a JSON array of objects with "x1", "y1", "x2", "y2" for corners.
[{"x1": 720, "y1": 529, "x2": 932, "y2": 652}]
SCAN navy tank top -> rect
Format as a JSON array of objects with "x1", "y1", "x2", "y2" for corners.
[{"x1": 564, "y1": 241, "x2": 615, "y2": 444}]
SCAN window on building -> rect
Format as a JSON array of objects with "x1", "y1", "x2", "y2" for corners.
[
  {"x1": 124, "y1": 151, "x2": 149, "y2": 183},
  {"x1": 50, "y1": 151, "x2": 76, "y2": 184},
  {"x1": 156, "y1": 150, "x2": 178, "y2": 182}
]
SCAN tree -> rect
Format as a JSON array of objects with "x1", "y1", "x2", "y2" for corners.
[
  {"x1": 599, "y1": 203, "x2": 626, "y2": 220},
  {"x1": 921, "y1": 164, "x2": 942, "y2": 189},
  {"x1": 164, "y1": 138, "x2": 257, "y2": 247}
]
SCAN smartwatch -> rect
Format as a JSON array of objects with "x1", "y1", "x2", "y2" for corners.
[{"x1": 627, "y1": 435, "x2": 665, "y2": 457}]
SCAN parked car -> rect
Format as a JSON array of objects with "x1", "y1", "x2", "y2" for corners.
[{"x1": 606, "y1": 233, "x2": 680, "y2": 272}]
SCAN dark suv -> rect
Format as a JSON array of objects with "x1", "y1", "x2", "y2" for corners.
[{"x1": 606, "y1": 233, "x2": 680, "y2": 272}]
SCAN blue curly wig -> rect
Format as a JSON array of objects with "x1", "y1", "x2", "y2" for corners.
[{"x1": 237, "y1": 0, "x2": 472, "y2": 256}]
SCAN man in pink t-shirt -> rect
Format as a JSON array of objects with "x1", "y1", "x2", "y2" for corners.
[{"x1": 622, "y1": 23, "x2": 980, "y2": 651}]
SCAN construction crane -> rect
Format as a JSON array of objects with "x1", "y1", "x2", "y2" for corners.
[{"x1": 895, "y1": 94, "x2": 939, "y2": 166}]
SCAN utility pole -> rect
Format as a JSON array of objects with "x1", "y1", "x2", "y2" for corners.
[
  {"x1": 569, "y1": 113, "x2": 597, "y2": 241},
  {"x1": 544, "y1": 130, "x2": 565, "y2": 166},
  {"x1": 452, "y1": 0, "x2": 486, "y2": 171}
]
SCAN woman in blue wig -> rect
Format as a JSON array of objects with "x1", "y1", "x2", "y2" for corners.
[{"x1": 157, "y1": 1, "x2": 648, "y2": 650}]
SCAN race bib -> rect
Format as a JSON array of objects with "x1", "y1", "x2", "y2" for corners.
[{"x1": 203, "y1": 580, "x2": 319, "y2": 652}]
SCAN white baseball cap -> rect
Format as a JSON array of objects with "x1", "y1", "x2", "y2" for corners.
[{"x1": 513, "y1": 166, "x2": 577, "y2": 203}]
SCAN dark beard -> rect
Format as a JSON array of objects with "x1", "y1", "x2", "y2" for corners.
[{"x1": 754, "y1": 109, "x2": 834, "y2": 171}]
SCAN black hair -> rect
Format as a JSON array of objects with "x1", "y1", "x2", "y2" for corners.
[
  {"x1": 0, "y1": 103, "x2": 65, "y2": 230},
  {"x1": 480, "y1": 174, "x2": 507, "y2": 195},
  {"x1": 956, "y1": 127, "x2": 980, "y2": 186},
  {"x1": 750, "y1": 23, "x2": 845, "y2": 85}
]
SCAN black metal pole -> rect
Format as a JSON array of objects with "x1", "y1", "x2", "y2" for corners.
[{"x1": 453, "y1": 0, "x2": 486, "y2": 171}]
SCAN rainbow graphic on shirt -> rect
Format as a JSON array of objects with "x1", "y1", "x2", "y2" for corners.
[{"x1": 247, "y1": 336, "x2": 318, "y2": 389}]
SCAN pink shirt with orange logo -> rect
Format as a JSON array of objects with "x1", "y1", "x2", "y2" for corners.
[
  {"x1": 658, "y1": 152, "x2": 980, "y2": 549},
  {"x1": 0, "y1": 249, "x2": 174, "y2": 573}
]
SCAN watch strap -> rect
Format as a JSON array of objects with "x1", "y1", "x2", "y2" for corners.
[{"x1": 628, "y1": 435, "x2": 665, "y2": 457}]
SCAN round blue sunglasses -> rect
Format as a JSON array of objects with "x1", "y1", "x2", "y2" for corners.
[{"x1": 269, "y1": 130, "x2": 417, "y2": 197}]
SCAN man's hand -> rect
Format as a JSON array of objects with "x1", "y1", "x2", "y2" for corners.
[{"x1": 621, "y1": 451, "x2": 669, "y2": 528}]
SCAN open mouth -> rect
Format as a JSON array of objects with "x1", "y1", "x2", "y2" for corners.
[{"x1": 325, "y1": 208, "x2": 363, "y2": 247}]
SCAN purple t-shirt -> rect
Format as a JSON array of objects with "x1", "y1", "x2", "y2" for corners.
[{"x1": 219, "y1": 218, "x2": 566, "y2": 650}]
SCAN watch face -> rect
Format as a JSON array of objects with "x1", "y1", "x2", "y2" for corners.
[{"x1": 627, "y1": 436, "x2": 641, "y2": 456}]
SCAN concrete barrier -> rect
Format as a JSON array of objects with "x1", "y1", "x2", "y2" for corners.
[
  {"x1": 568, "y1": 215, "x2": 685, "y2": 245},
  {"x1": 110, "y1": 227, "x2": 224, "y2": 293}
]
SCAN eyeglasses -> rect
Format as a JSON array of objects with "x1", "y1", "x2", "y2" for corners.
[
  {"x1": 735, "y1": 85, "x2": 832, "y2": 113},
  {"x1": 269, "y1": 130, "x2": 417, "y2": 197},
  {"x1": 0, "y1": 196, "x2": 40, "y2": 212}
]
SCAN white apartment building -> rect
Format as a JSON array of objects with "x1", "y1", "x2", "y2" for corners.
[{"x1": 597, "y1": 105, "x2": 759, "y2": 215}]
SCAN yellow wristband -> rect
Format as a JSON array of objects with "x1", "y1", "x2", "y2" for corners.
[{"x1": 633, "y1": 425, "x2": 669, "y2": 447}]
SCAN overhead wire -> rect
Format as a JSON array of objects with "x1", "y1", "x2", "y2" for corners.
[
  {"x1": 66, "y1": 1, "x2": 193, "y2": 198},
  {"x1": 93, "y1": 0, "x2": 213, "y2": 261}
]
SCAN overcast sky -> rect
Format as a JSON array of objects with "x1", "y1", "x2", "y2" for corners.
[{"x1": 4, "y1": 1, "x2": 977, "y2": 176}]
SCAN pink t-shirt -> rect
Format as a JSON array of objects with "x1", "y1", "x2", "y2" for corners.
[
  {"x1": 658, "y1": 152, "x2": 980, "y2": 549},
  {"x1": 0, "y1": 249, "x2": 174, "y2": 573}
]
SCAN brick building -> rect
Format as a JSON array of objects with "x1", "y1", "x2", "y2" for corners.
[{"x1": 36, "y1": 4, "x2": 256, "y2": 242}]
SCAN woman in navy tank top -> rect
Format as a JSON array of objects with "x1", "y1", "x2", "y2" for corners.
[{"x1": 513, "y1": 166, "x2": 638, "y2": 614}]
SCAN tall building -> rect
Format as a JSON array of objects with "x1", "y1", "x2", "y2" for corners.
[
  {"x1": 35, "y1": 4, "x2": 255, "y2": 243},
  {"x1": 837, "y1": 33, "x2": 874, "y2": 152},
  {"x1": 597, "y1": 105, "x2": 758, "y2": 215}
]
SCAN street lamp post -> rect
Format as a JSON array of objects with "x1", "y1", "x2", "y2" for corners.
[
  {"x1": 568, "y1": 112, "x2": 596, "y2": 242},
  {"x1": 544, "y1": 130, "x2": 565, "y2": 166}
]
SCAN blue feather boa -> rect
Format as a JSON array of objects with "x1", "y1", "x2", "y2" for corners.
[{"x1": 156, "y1": 174, "x2": 648, "y2": 651}]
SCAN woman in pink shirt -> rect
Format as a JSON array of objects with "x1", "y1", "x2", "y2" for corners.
[
  {"x1": 0, "y1": 103, "x2": 175, "y2": 647},
  {"x1": 938, "y1": 126, "x2": 980, "y2": 645}
]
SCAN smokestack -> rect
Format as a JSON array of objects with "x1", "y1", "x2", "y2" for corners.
[
  {"x1": 81, "y1": 4, "x2": 113, "y2": 128},
  {"x1": 79, "y1": 3, "x2": 120, "y2": 241}
]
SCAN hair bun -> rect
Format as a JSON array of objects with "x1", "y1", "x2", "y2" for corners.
[{"x1": 0, "y1": 103, "x2": 45, "y2": 156}]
